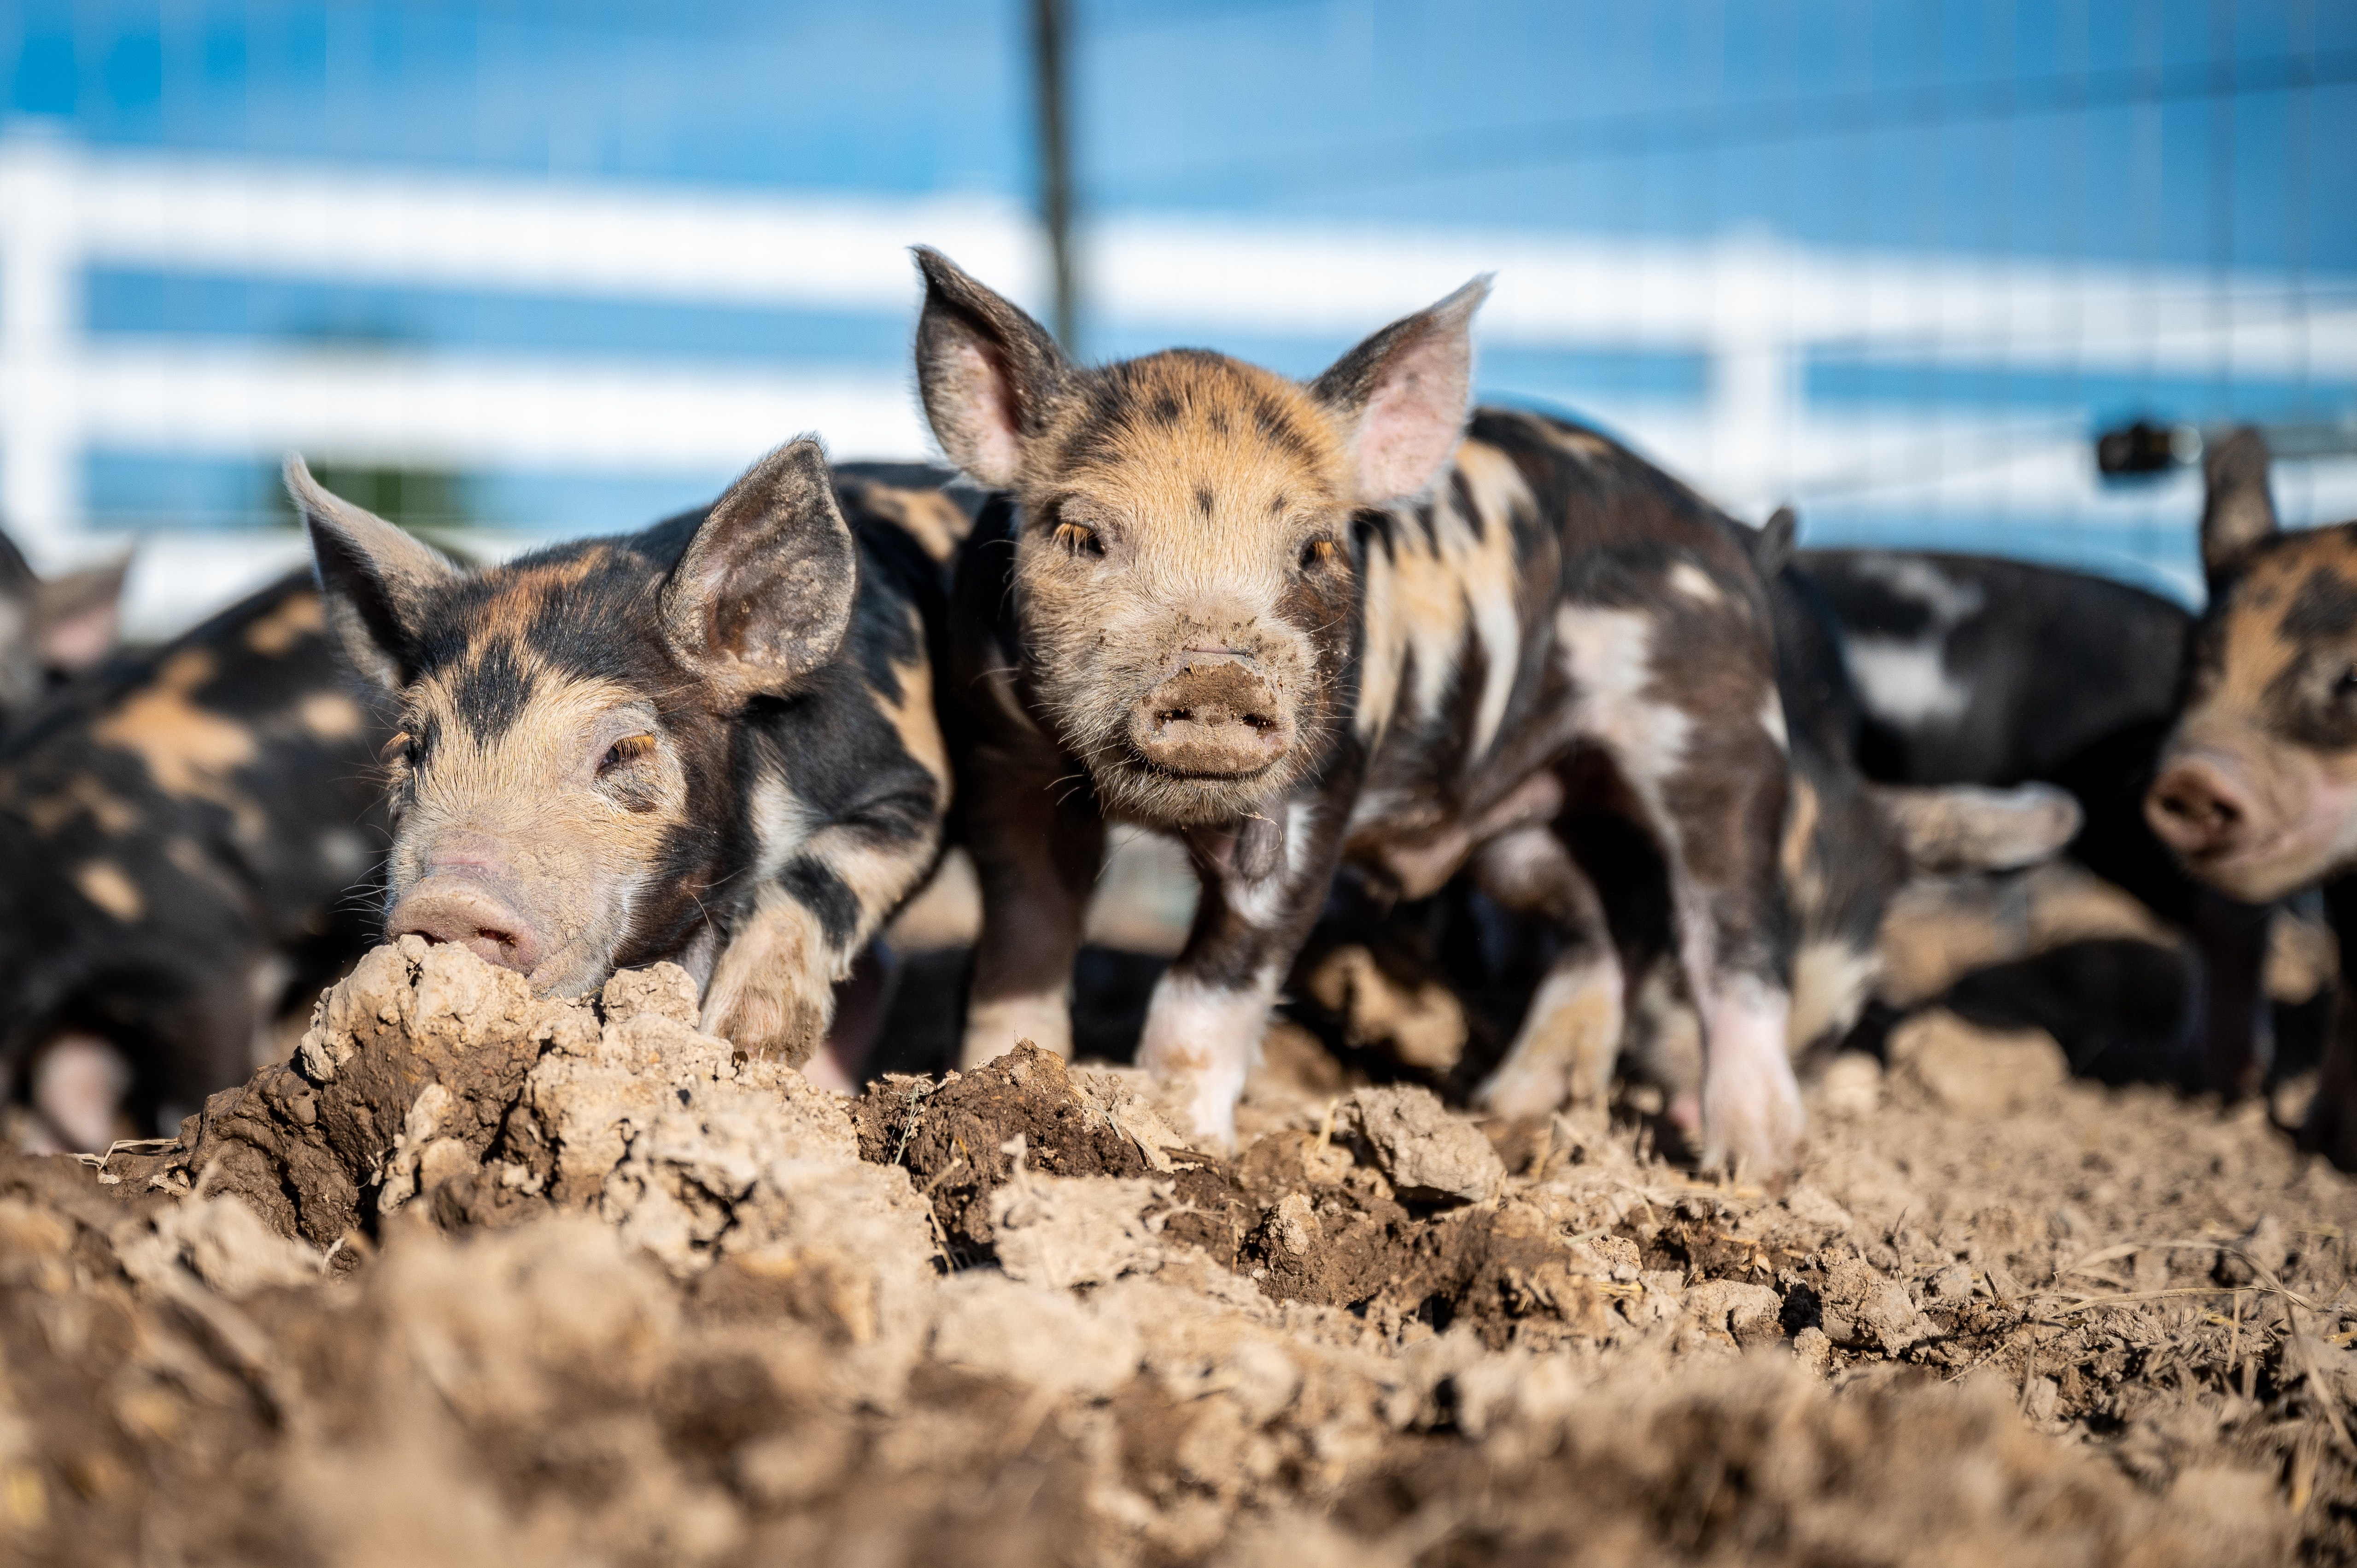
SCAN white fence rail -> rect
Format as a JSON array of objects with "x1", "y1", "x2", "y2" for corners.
[{"x1": 3, "y1": 130, "x2": 2354, "y2": 629}]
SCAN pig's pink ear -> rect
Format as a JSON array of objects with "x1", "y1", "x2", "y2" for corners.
[
  {"x1": 33, "y1": 553, "x2": 128, "y2": 674},
  {"x1": 912, "y1": 247, "x2": 1072, "y2": 489},
  {"x1": 1310, "y1": 275, "x2": 1489, "y2": 504},
  {"x1": 2202, "y1": 427, "x2": 2278, "y2": 584},
  {"x1": 287, "y1": 455, "x2": 459, "y2": 692},
  {"x1": 664, "y1": 437, "x2": 857, "y2": 703}
]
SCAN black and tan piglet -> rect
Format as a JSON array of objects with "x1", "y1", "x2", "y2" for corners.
[
  {"x1": 918, "y1": 249, "x2": 1807, "y2": 1169},
  {"x1": 2144, "y1": 431, "x2": 2357, "y2": 1159},
  {"x1": 0, "y1": 572, "x2": 389, "y2": 1149},
  {"x1": 288, "y1": 440, "x2": 952, "y2": 1074}
]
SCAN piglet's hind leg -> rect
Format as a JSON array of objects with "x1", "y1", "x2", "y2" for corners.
[
  {"x1": 1472, "y1": 826, "x2": 1626, "y2": 1118},
  {"x1": 1695, "y1": 973, "x2": 1805, "y2": 1175}
]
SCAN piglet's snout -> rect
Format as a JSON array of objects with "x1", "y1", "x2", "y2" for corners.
[
  {"x1": 2146, "y1": 756, "x2": 2255, "y2": 859},
  {"x1": 1127, "y1": 653, "x2": 1293, "y2": 777},
  {"x1": 387, "y1": 874, "x2": 544, "y2": 977}
]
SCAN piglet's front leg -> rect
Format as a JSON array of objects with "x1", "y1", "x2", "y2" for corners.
[
  {"x1": 1139, "y1": 802, "x2": 1339, "y2": 1147},
  {"x1": 958, "y1": 754, "x2": 1107, "y2": 1068},
  {"x1": 702, "y1": 888, "x2": 835, "y2": 1068},
  {"x1": 705, "y1": 812, "x2": 943, "y2": 1074}
]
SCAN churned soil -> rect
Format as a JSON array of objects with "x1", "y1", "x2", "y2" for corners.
[{"x1": 1, "y1": 939, "x2": 2351, "y2": 1566}]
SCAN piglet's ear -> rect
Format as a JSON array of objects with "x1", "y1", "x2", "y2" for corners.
[
  {"x1": 34, "y1": 554, "x2": 129, "y2": 674},
  {"x1": 1752, "y1": 506, "x2": 1799, "y2": 578},
  {"x1": 664, "y1": 437, "x2": 856, "y2": 704},
  {"x1": 287, "y1": 455, "x2": 459, "y2": 692},
  {"x1": 2202, "y1": 426, "x2": 2278, "y2": 585},
  {"x1": 1310, "y1": 275, "x2": 1489, "y2": 504},
  {"x1": 912, "y1": 247, "x2": 1073, "y2": 489}
]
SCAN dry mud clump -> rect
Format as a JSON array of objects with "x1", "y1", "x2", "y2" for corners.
[{"x1": 0, "y1": 944, "x2": 2349, "y2": 1564}]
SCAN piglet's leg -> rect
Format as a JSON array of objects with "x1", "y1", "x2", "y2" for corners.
[
  {"x1": 703, "y1": 890, "x2": 838, "y2": 1067},
  {"x1": 2186, "y1": 889, "x2": 2272, "y2": 1098},
  {"x1": 706, "y1": 806, "x2": 943, "y2": 1073},
  {"x1": 1559, "y1": 602, "x2": 1802, "y2": 1172},
  {"x1": 1663, "y1": 769, "x2": 1805, "y2": 1174},
  {"x1": 804, "y1": 941, "x2": 902, "y2": 1093},
  {"x1": 959, "y1": 757, "x2": 1106, "y2": 1067},
  {"x1": 2300, "y1": 876, "x2": 2357, "y2": 1170},
  {"x1": 1140, "y1": 802, "x2": 1340, "y2": 1148},
  {"x1": 29, "y1": 1032, "x2": 134, "y2": 1153},
  {"x1": 1472, "y1": 826, "x2": 1626, "y2": 1118},
  {"x1": 1660, "y1": 753, "x2": 1804, "y2": 1174}
]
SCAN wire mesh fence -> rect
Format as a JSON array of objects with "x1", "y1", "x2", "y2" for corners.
[{"x1": 0, "y1": 0, "x2": 2349, "y2": 634}]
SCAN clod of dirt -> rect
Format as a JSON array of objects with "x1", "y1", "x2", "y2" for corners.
[
  {"x1": 124, "y1": 941, "x2": 884, "y2": 1266},
  {"x1": 1817, "y1": 1050, "x2": 1884, "y2": 1119},
  {"x1": 1889, "y1": 1007, "x2": 2069, "y2": 1114},
  {"x1": 139, "y1": 937, "x2": 550, "y2": 1247},
  {"x1": 930, "y1": 1271, "x2": 1142, "y2": 1399},
  {"x1": 989, "y1": 1166, "x2": 1172, "y2": 1289},
  {"x1": 850, "y1": 1041, "x2": 1218, "y2": 1256},
  {"x1": 1809, "y1": 1254, "x2": 1929, "y2": 1352},
  {"x1": 1340, "y1": 1084, "x2": 1504, "y2": 1204},
  {"x1": 115, "y1": 1194, "x2": 325, "y2": 1299}
]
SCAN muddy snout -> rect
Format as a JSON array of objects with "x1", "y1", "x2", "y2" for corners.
[
  {"x1": 386, "y1": 871, "x2": 544, "y2": 978},
  {"x1": 1126, "y1": 654, "x2": 1293, "y2": 777},
  {"x1": 2146, "y1": 755, "x2": 2256, "y2": 860}
]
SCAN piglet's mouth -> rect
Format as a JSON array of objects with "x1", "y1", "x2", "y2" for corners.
[
  {"x1": 1121, "y1": 749, "x2": 1283, "y2": 784},
  {"x1": 2174, "y1": 824, "x2": 2340, "y2": 902}
]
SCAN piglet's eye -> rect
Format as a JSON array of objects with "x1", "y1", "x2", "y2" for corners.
[
  {"x1": 1053, "y1": 521, "x2": 1104, "y2": 557},
  {"x1": 599, "y1": 734, "x2": 657, "y2": 775},
  {"x1": 2336, "y1": 667, "x2": 2357, "y2": 697},
  {"x1": 1300, "y1": 538, "x2": 1338, "y2": 569}
]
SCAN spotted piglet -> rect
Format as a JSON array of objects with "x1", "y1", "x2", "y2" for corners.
[
  {"x1": 0, "y1": 573, "x2": 390, "y2": 1149},
  {"x1": 2146, "y1": 430, "x2": 2357, "y2": 1158},
  {"x1": 1294, "y1": 522, "x2": 2081, "y2": 1120},
  {"x1": 916, "y1": 249, "x2": 1807, "y2": 1169},
  {"x1": 1622, "y1": 531, "x2": 2084, "y2": 1112},
  {"x1": 289, "y1": 440, "x2": 954, "y2": 1082}
]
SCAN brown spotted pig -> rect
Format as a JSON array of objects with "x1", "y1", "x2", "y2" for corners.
[
  {"x1": 2146, "y1": 429, "x2": 2357, "y2": 1156},
  {"x1": 289, "y1": 440, "x2": 954, "y2": 1076},
  {"x1": 0, "y1": 573, "x2": 389, "y2": 1148},
  {"x1": 916, "y1": 249, "x2": 1808, "y2": 1167},
  {"x1": 1293, "y1": 518, "x2": 2080, "y2": 1123}
]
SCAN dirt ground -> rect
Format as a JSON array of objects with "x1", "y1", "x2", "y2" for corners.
[{"x1": 1, "y1": 935, "x2": 2352, "y2": 1566}]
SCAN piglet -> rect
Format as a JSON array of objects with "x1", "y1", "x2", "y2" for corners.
[
  {"x1": 916, "y1": 248, "x2": 1807, "y2": 1170},
  {"x1": 290, "y1": 439, "x2": 955, "y2": 1079}
]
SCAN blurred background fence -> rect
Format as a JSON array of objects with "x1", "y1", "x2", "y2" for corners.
[{"x1": 1, "y1": 0, "x2": 2351, "y2": 637}]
